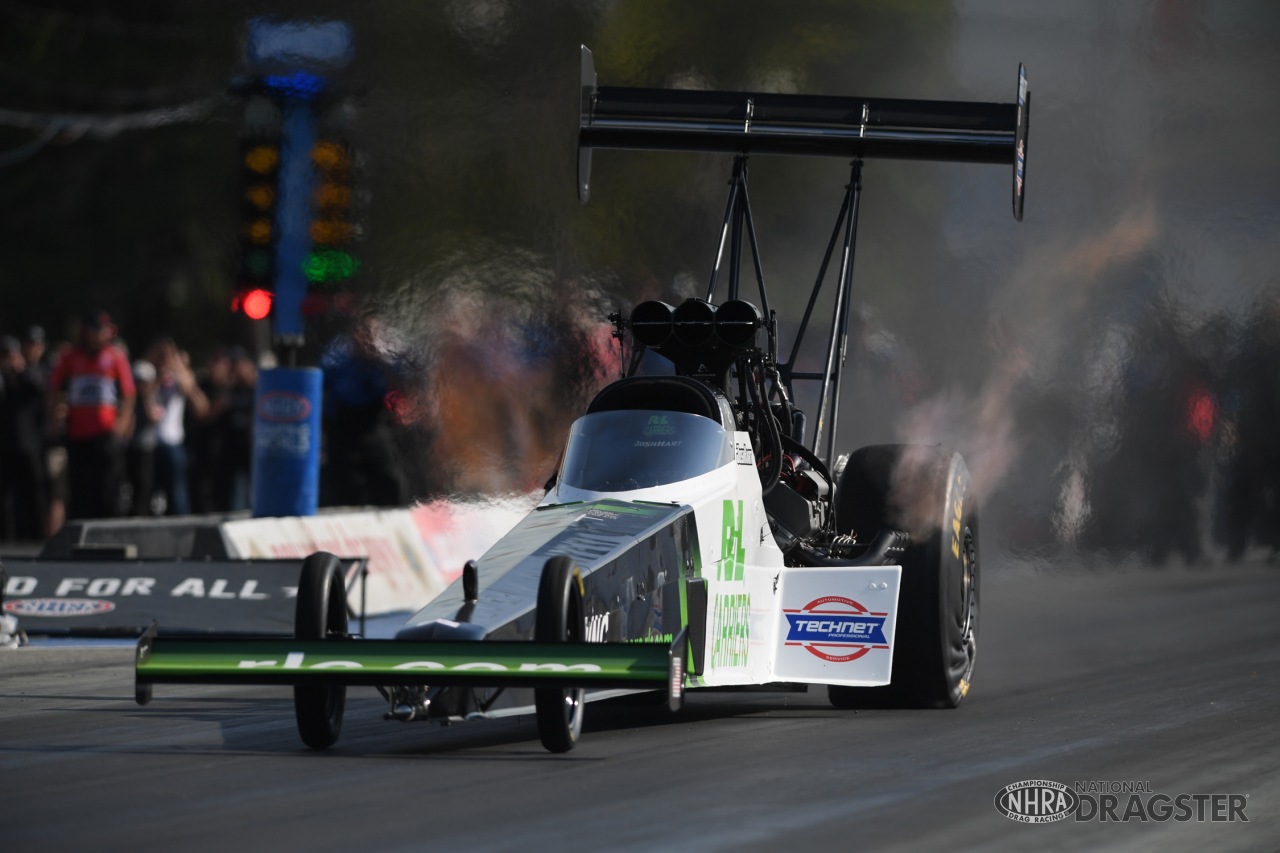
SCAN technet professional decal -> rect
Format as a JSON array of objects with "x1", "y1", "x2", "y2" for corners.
[{"x1": 994, "y1": 779, "x2": 1249, "y2": 824}]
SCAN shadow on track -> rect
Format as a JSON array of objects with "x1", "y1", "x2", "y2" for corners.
[{"x1": 117, "y1": 687, "x2": 863, "y2": 760}]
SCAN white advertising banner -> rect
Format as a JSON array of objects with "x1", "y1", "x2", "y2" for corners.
[{"x1": 221, "y1": 496, "x2": 534, "y2": 616}]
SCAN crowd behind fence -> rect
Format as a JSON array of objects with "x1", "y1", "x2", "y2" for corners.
[{"x1": 0, "y1": 311, "x2": 407, "y2": 543}]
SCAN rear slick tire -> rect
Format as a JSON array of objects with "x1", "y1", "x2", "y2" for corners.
[
  {"x1": 534, "y1": 556, "x2": 586, "y2": 753},
  {"x1": 293, "y1": 551, "x2": 349, "y2": 749},
  {"x1": 828, "y1": 444, "x2": 979, "y2": 710}
]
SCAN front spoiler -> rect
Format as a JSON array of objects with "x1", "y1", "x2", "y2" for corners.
[{"x1": 135, "y1": 624, "x2": 688, "y2": 712}]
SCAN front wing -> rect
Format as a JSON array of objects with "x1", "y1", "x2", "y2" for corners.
[{"x1": 135, "y1": 624, "x2": 689, "y2": 710}]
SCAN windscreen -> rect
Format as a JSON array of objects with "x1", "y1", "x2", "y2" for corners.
[{"x1": 559, "y1": 409, "x2": 733, "y2": 492}]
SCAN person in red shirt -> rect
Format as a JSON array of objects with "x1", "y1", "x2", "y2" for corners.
[{"x1": 48, "y1": 311, "x2": 135, "y2": 520}]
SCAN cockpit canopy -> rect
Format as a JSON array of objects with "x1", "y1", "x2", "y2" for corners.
[{"x1": 558, "y1": 409, "x2": 733, "y2": 492}]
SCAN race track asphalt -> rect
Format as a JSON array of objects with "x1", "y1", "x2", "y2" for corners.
[{"x1": 3, "y1": 557, "x2": 1278, "y2": 852}]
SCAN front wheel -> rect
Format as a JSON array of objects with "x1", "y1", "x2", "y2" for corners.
[
  {"x1": 829, "y1": 444, "x2": 979, "y2": 709},
  {"x1": 293, "y1": 551, "x2": 350, "y2": 749},
  {"x1": 534, "y1": 556, "x2": 586, "y2": 752}
]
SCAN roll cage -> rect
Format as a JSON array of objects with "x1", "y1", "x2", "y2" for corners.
[{"x1": 578, "y1": 46, "x2": 1029, "y2": 514}]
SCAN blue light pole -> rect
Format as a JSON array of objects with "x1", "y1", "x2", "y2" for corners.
[
  {"x1": 267, "y1": 72, "x2": 324, "y2": 346},
  {"x1": 243, "y1": 20, "x2": 353, "y2": 517}
]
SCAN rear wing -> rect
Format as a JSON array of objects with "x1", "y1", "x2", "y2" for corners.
[{"x1": 578, "y1": 46, "x2": 1030, "y2": 220}]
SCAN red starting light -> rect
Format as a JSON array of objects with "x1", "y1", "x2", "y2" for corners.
[{"x1": 241, "y1": 288, "x2": 273, "y2": 320}]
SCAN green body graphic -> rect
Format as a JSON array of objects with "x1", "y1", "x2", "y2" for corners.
[
  {"x1": 710, "y1": 592, "x2": 750, "y2": 669},
  {"x1": 721, "y1": 499, "x2": 745, "y2": 581}
]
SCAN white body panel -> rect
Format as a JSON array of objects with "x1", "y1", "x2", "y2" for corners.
[{"x1": 547, "y1": 423, "x2": 902, "y2": 690}]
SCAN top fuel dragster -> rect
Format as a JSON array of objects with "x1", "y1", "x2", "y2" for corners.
[{"x1": 135, "y1": 47, "x2": 1029, "y2": 752}]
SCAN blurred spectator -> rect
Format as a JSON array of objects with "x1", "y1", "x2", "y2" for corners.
[
  {"x1": 47, "y1": 311, "x2": 135, "y2": 520},
  {"x1": 180, "y1": 345, "x2": 262, "y2": 515},
  {"x1": 20, "y1": 326, "x2": 54, "y2": 532},
  {"x1": 212, "y1": 346, "x2": 256, "y2": 512},
  {"x1": 1085, "y1": 308, "x2": 1210, "y2": 563},
  {"x1": 0, "y1": 334, "x2": 48, "y2": 540},
  {"x1": 126, "y1": 359, "x2": 161, "y2": 516},
  {"x1": 21, "y1": 326, "x2": 47, "y2": 382},
  {"x1": 146, "y1": 337, "x2": 209, "y2": 515},
  {"x1": 320, "y1": 323, "x2": 406, "y2": 507},
  {"x1": 188, "y1": 347, "x2": 232, "y2": 514},
  {"x1": 43, "y1": 338, "x2": 73, "y2": 534},
  {"x1": 1221, "y1": 299, "x2": 1280, "y2": 560}
]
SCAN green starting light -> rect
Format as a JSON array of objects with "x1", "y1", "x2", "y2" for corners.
[
  {"x1": 246, "y1": 248, "x2": 273, "y2": 277},
  {"x1": 302, "y1": 249, "x2": 360, "y2": 284}
]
